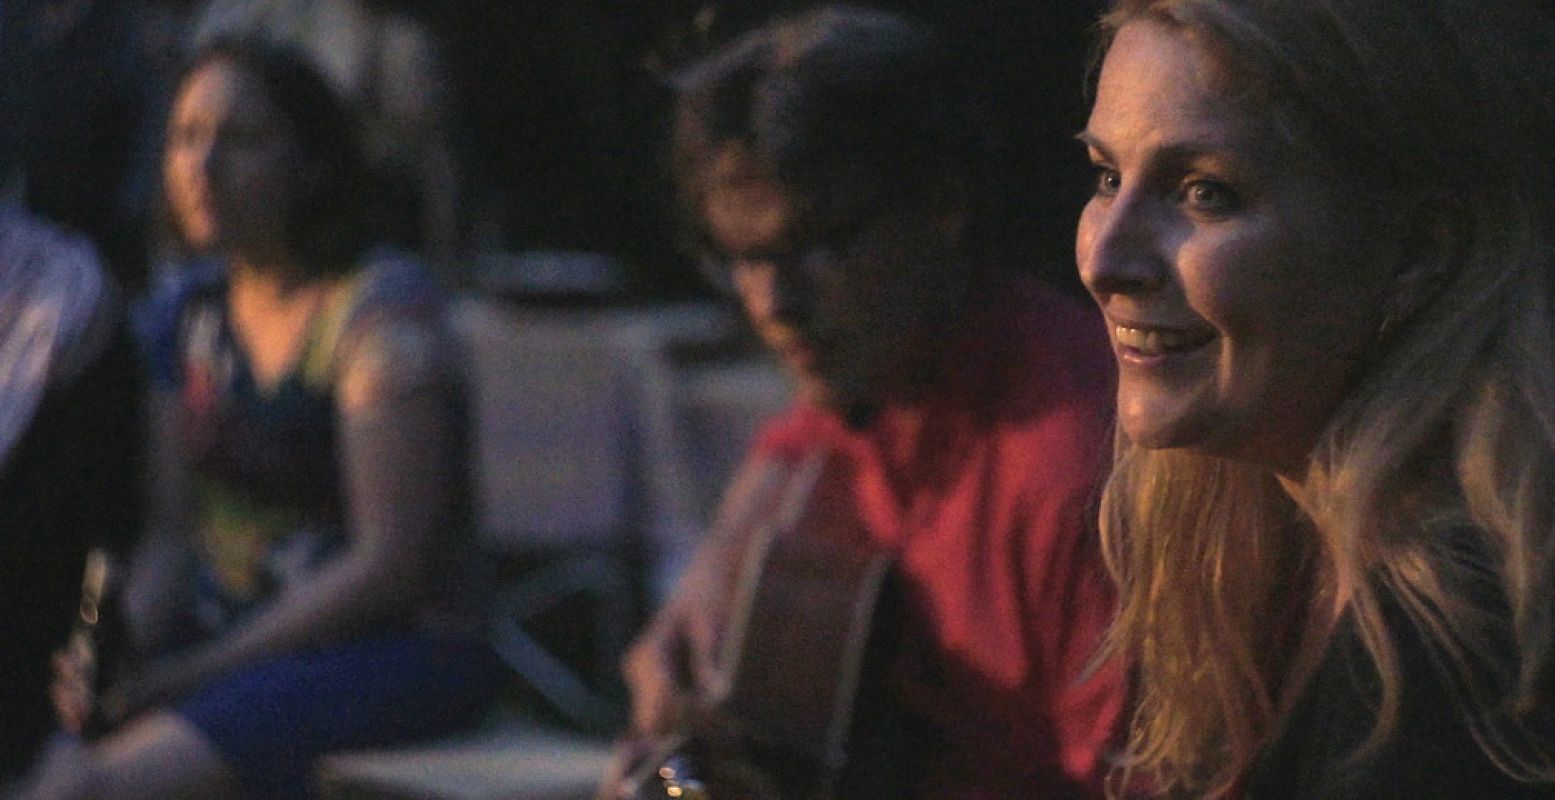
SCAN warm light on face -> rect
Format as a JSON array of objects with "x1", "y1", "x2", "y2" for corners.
[
  {"x1": 1076, "y1": 20, "x2": 1397, "y2": 475},
  {"x1": 165, "y1": 60, "x2": 298, "y2": 255}
]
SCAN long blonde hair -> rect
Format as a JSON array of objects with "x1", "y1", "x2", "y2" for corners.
[{"x1": 1092, "y1": 1, "x2": 1555, "y2": 796}]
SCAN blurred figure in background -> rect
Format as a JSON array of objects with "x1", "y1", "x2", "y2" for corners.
[
  {"x1": 610, "y1": 7, "x2": 1123, "y2": 799},
  {"x1": 0, "y1": 151, "x2": 143, "y2": 785},
  {"x1": 16, "y1": 38, "x2": 496, "y2": 800},
  {"x1": 186, "y1": 0, "x2": 464, "y2": 282}
]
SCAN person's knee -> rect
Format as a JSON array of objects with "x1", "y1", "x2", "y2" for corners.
[
  {"x1": 11, "y1": 738, "x2": 97, "y2": 800},
  {"x1": 20, "y1": 715, "x2": 242, "y2": 800}
]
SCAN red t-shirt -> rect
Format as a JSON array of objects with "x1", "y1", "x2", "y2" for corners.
[{"x1": 754, "y1": 277, "x2": 1123, "y2": 799}]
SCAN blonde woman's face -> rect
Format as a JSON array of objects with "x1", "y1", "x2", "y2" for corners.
[
  {"x1": 165, "y1": 60, "x2": 298, "y2": 253},
  {"x1": 1076, "y1": 20, "x2": 1399, "y2": 475}
]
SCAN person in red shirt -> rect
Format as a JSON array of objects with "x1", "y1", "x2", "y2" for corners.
[{"x1": 610, "y1": 7, "x2": 1123, "y2": 798}]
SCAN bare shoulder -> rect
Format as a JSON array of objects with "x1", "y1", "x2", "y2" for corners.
[{"x1": 336, "y1": 307, "x2": 461, "y2": 415}]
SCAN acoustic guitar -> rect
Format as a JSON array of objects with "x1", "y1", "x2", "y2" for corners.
[{"x1": 614, "y1": 448, "x2": 905, "y2": 800}]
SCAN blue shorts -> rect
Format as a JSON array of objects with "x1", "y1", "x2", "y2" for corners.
[{"x1": 175, "y1": 631, "x2": 503, "y2": 800}]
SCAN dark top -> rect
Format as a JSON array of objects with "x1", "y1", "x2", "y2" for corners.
[{"x1": 1245, "y1": 596, "x2": 1555, "y2": 799}]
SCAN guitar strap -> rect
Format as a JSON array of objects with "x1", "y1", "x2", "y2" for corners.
[
  {"x1": 713, "y1": 447, "x2": 899, "y2": 793},
  {"x1": 706, "y1": 448, "x2": 826, "y2": 704}
]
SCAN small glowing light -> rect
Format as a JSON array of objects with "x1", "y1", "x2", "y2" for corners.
[{"x1": 667, "y1": 787, "x2": 684, "y2": 798}]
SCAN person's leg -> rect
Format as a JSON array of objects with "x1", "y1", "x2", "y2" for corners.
[
  {"x1": 15, "y1": 632, "x2": 501, "y2": 800},
  {"x1": 175, "y1": 632, "x2": 500, "y2": 799},
  {"x1": 16, "y1": 714, "x2": 242, "y2": 800}
]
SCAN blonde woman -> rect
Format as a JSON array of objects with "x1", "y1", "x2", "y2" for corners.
[{"x1": 1076, "y1": 0, "x2": 1555, "y2": 797}]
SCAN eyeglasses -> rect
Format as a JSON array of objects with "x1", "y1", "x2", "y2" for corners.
[
  {"x1": 694, "y1": 218, "x2": 871, "y2": 295},
  {"x1": 697, "y1": 244, "x2": 845, "y2": 295}
]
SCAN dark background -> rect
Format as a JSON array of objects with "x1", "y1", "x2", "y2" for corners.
[
  {"x1": 424, "y1": 0, "x2": 1104, "y2": 298},
  {"x1": 0, "y1": 0, "x2": 1105, "y2": 299}
]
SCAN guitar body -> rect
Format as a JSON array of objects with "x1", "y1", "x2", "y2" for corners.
[{"x1": 618, "y1": 449, "x2": 906, "y2": 800}]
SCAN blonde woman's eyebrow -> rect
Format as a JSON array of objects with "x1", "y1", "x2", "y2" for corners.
[
  {"x1": 1077, "y1": 129, "x2": 1258, "y2": 183},
  {"x1": 1074, "y1": 130, "x2": 1111, "y2": 160}
]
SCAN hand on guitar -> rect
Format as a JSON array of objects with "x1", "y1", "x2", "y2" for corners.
[
  {"x1": 620, "y1": 456, "x2": 803, "y2": 738},
  {"x1": 607, "y1": 732, "x2": 783, "y2": 800},
  {"x1": 621, "y1": 604, "x2": 710, "y2": 738},
  {"x1": 603, "y1": 451, "x2": 901, "y2": 800}
]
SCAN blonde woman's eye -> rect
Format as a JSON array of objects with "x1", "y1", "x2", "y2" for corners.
[
  {"x1": 1093, "y1": 166, "x2": 1122, "y2": 197},
  {"x1": 1182, "y1": 179, "x2": 1240, "y2": 215}
]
